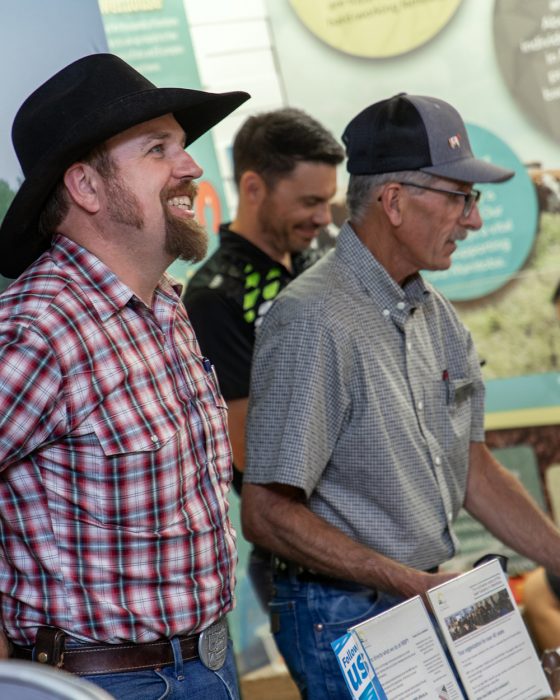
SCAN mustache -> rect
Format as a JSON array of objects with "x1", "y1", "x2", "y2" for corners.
[
  {"x1": 163, "y1": 181, "x2": 199, "y2": 201},
  {"x1": 450, "y1": 228, "x2": 468, "y2": 242}
]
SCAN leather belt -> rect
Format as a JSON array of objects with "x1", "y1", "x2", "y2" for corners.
[
  {"x1": 11, "y1": 617, "x2": 227, "y2": 676},
  {"x1": 273, "y1": 556, "x2": 351, "y2": 586},
  {"x1": 272, "y1": 556, "x2": 439, "y2": 586}
]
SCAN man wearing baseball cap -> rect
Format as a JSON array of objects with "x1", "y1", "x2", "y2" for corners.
[
  {"x1": 242, "y1": 93, "x2": 560, "y2": 698},
  {"x1": 0, "y1": 53, "x2": 249, "y2": 699}
]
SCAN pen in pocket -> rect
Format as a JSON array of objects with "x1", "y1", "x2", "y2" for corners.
[{"x1": 442, "y1": 369, "x2": 450, "y2": 404}]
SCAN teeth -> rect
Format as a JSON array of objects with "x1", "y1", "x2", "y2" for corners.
[{"x1": 168, "y1": 196, "x2": 192, "y2": 209}]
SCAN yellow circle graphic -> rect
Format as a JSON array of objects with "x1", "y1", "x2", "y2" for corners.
[{"x1": 289, "y1": 0, "x2": 463, "y2": 58}]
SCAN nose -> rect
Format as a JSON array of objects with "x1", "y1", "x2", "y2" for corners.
[
  {"x1": 312, "y1": 201, "x2": 332, "y2": 228},
  {"x1": 175, "y1": 149, "x2": 203, "y2": 180},
  {"x1": 461, "y1": 201, "x2": 482, "y2": 231}
]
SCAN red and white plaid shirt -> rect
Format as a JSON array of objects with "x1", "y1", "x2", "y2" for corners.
[{"x1": 0, "y1": 235, "x2": 235, "y2": 645}]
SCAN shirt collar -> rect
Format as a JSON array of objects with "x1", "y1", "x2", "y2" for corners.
[
  {"x1": 220, "y1": 223, "x2": 317, "y2": 276},
  {"x1": 50, "y1": 234, "x2": 180, "y2": 321},
  {"x1": 335, "y1": 221, "x2": 430, "y2": 323}
]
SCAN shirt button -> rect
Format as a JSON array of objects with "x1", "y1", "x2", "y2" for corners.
[
  {"x1": 417, "y1": 401, "x2": 424, "y2": 410},
  {"x1": 151, "y1": 435, "x2": 159, "y2": 443},
  {"x1": 383, "y1": 309, "x2": 390, "y2": 317},
  {"x1": 397, "y1": 302, "x2": 405, "y2": 310},
  {"x1": 435, "y1": 456, "x2": 441, "y2": 465},
  {"x1": 315, "y1": 623, "x2": 324, "y2": 632},
  {"x1": 447, "y1": 512, "x2": 453, "y2": 522},
  {"x1": 407, "y1": 342, "x2": 412, "y2": 351}
]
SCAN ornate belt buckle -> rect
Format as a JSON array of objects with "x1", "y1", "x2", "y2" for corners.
[{"x1": 198, "y1": 617, "x2": 228, "y2": 671}]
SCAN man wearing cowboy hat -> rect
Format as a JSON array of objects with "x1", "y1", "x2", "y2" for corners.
[{"x1": 0, "y1": 53, "x2": 249, "y2": 699}]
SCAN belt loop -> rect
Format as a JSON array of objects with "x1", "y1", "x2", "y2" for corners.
[{"x1": 170, "y1": 636, "x2": 184, "y2": 680}]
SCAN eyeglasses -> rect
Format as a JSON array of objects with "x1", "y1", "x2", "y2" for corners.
[{"x1": 399, "y1": 181, "x2": 481, "y2": 218}]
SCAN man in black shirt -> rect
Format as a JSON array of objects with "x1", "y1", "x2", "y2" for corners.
[{"x1": 183, "y1": 108, "x2": 344, "y2": 606}]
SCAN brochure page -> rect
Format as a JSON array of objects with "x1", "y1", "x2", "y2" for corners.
[
  {"x1": 427, "y1": 559, "x2": 551, "y2": 700},
  {"x1": 350, "y1": 596, "x2": 464, "y2": 700}
]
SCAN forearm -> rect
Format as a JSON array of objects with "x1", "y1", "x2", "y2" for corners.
[
  {"x1": 225, "y1": 397, "x2": 248, "y2": 471},
  {"x1": 242, "y1": 482, "x2": 457, "y2": 599},
  {"x1": 464, "y1": 443, "x2": 560, "y2": 575},
  {"x1": 0, "y1": 630, "x2": 10, "y2": 658}
]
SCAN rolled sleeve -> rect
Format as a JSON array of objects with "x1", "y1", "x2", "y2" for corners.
[{"x1": 245, "y1": 303, "x2": 350, "y2": 497}]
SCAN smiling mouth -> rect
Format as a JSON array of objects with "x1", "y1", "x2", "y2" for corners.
[{"x1": 167, "y1": 195, "x2": 195, "y2": 218}]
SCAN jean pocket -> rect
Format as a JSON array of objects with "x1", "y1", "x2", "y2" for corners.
[
  {"x1": 309, "y1": 585, "x2": 399, "y2": 632},
  {"x1": 269, "y1": 598, "x2": 307, "y2": 693}
]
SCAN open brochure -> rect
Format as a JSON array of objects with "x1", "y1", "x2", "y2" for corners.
[{"x1": 332, "y1": 559, "x2": 552, "y2": 700}]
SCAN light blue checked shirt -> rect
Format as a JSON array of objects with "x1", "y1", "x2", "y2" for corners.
[{"x1": 245, "y1": 222, "x2": 485, "y2": 571}]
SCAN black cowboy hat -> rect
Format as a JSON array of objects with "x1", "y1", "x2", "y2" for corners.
[{"x1": 0, "y1": 53, "x2": 250, "y2": 278}]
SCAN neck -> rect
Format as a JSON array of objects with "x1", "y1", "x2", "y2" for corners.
[
  {"x1": 60, "y1": 226, "x2": 170, "y2": 307},
  {"x1": 230, "y1": 215, "x2": 292, "y2": 270},
  {"x1": 351, "y1": 218, "x2": 415, "y2": 286}
]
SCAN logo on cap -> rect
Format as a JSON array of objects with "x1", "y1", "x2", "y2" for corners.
[{"x1": 448, "y1": 134, "x2": 461, "y2": 149}]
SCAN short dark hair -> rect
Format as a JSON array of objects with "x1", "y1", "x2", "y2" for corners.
[{"x1": 232, "y1": 107, "x2": 344, "y2": 188}]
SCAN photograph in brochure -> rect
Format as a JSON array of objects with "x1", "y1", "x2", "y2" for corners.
[
  {"x1": 444, "y1": 590, "x2": 514, "y2": 642},
  {"x1": 427, "y1": 559, "x2": 552, "y2": 700},
  {"x1": 346, "y1": 596, "x2": 463, "y2": 700}
]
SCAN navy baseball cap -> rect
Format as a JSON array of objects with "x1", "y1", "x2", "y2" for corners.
[{"x1": 342, "y1": 93, "x2": 514, "y2": 183}]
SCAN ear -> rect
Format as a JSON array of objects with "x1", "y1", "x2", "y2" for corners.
[
  {"x1": 63, "y1": 163, "x2": 101, "y2": 214},
  {"x1": 378, "y1": 182, "x2": 404, "y2": 226},
  {"x1": 238, "y1": 170, "x2": 267, "y2": 206}
]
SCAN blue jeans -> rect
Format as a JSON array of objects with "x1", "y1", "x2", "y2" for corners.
[
  {"x1": 270, "y1": 572, "x2": 404, "y2": 700},
  {"x1": 81, "y1": 639, "x2": 239, "y2": 700}
]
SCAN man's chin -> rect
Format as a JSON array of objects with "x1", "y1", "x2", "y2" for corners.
[
  {"x1": 165, "y1": 217, "x2": 208, "y2": 263},
  {"x1": 176, "y1": 242, "x2": 208, "y2": 264},
  {"x1": 291, "y1": 236, "x2": 317, "y2": 253}
]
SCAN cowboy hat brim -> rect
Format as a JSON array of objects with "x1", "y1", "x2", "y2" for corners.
[{"x1": 0, "y1": 78, "x2": 249, "y2": 278}]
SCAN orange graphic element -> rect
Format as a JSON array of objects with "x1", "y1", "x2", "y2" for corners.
[{"x1": 194, "y1": 180, "x2": 222, "y2": 234}]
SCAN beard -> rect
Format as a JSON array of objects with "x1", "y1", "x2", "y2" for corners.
[
  {"x1": 105, "y1": 171, "x2": 144, "y2": 230},
  {"x1": 257, "y1": 193, "x2": 316, "y2": 256},
  {"x1": 163, "y1": 182, "x2": 208, "y2": 263},
  {"x1": 257, "y1": 198, "x2": 290, "y2": 256},
  {"x1": 104, "y1": 173, "x2": 208, "y2": 263}
]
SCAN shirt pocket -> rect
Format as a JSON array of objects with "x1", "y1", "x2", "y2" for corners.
[
  {"x1": 191, "y1": 357, "x2": 228, "y2": 410},
  {"x1": 190, "y1": 368, "x2": 232, "y2": 483},
  {"x1": 447, "y1": 377, "x2": 474, "y2": 408},
  {"x1": 66, "y1": 397, "x2": 183, "y2": 531},
  {"x1": 88, "y1": 403, "x2": 180, "y2": 456},
  {"x1": 427, "y1": 376, "x2": 473, "y2": 458}
]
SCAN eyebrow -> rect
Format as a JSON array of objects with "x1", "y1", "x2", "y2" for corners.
[{"x1": 140, "y1": 130, "x2": 187, "y2": 148}]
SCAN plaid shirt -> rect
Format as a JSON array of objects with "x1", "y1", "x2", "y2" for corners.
[{"x1": 0, "y1": 235, "x2": 235, "y2": 645}]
